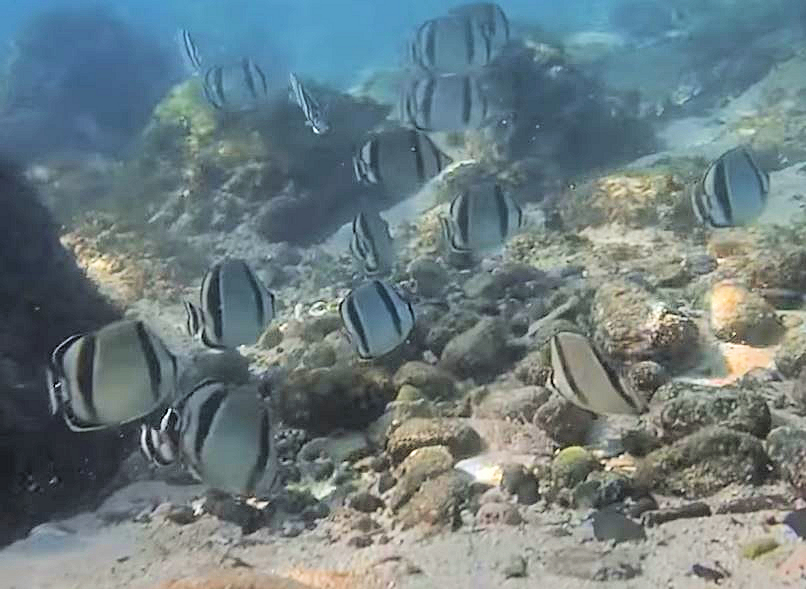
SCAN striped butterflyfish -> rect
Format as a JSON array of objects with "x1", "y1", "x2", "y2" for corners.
[
  {"x1": 548, "y1": 331, "x2": 645, "y2": 416},
  {"x1": 47, "y1": 319, "x2": 177, "y2": 432},
  {"x1": 140, "y1": 379, "x2": 278, "y2": 497},
  {"x1": 691, "y1": 145, "x2": 769, "y2": 228},
  {"x1": 201, "y1": 58, "x2": 269, "y2": 112},
  {"x1": 349, "y1": 210, "x2": 396, "y2": 278},
  {"x1": 289, "y1": 72, "x2": 330, "y2": 135},
  {"x1": 184, "y1": 258, "x2": 276, "y2": 350},
  {"x1": 339, "y1": 279, "x2": 415, "y2": 359},
  {"x1": 176, "y1": 28, "x2": 203, "y2": 76},
  {"x1": 352, "y1": 127, "x2": 450, "y2": 198},
  {"x1": 440, "y1": 180, "x2": 524, "y2": 255}
]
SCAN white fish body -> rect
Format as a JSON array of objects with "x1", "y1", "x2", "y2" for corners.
[
  {"x1": 339, "y1": 279, "x2": 415, "y2": 359},
  {"x1": 202, "y1": 59, "x2": 269, "y2": 112},
  {"x1": 48, "y1": 320, "x2": 177, "y2": 431},
  {"x1": 548, "y1": 331, "x2": 644, "y2": 416},
  {"x1": 349, "y1": 211, "x2": 397, "y2": 277},
  {"x1": 691, "y1": 146, "x2": 769, "y2": 228},
  {"x1": 289, "y1": 72, "x2": 330, "y2": 135}
]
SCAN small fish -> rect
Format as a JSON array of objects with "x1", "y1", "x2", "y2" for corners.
[
  {"x1": 340, "y1": 279, "x2": 415, "y2": 359},
  {"x1": 352, "y1": 127, "x2": 450, "y2": 197},
  {"x1": 691, "y1": 146, "x2": 770, "y2": 228},
  {"x1": 185, "y1": 258, "x2": 276, "y2": 349},
  {"x1": 398, "y1": 71, "x2": 507, "y2": 132},
  {"x1": 202, "y1": 58, "x2": 269, "y2": 112},
  {"x1": 176, "y1": 28, "x2": 202, "y2": 75},
  {"x1": 440, "y1": 180, "x2": 524, "y2": 255},
  {"x1": 349, "y1": 210, "x2": 396, "y2": 277},
  {"x1": 408, "y1": 13, "x2": 503, "y2": 74},
  {"x1": 140, "y1": 380, "x2": 278, "y2": 496},
  {"x1": 47, "y1": 320, "x2": 177, "y2": 432},
  {"x1": 289, "y1": 72, "x2": 330, "y2": 135},
  {"x1": 548, "y1": 331, "x2": 644, "y2": 415}
]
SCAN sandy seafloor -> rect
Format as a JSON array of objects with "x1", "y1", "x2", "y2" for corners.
[{"x1": 4, "y1": 42, "x2": 806, "y2": 589}]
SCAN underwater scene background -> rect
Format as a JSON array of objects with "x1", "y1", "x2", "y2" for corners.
[{"x1": 1, "y1": 1, "x2": 806, "y2": 588}]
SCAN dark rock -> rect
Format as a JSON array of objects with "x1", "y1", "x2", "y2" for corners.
[
  {"x1": 300, "y1": 502, "x2": 329, "y2": 522},
  {"x1": 347, "y1": 491, "x2": 384, "y2": 514},
  {"x1": 407, "y1": 257, "x2": 450, "y2": 298},
  {"x1": 393, "y1": 362, "x2": 457, "y2": 400},
  {"x1": 784, "y1": 508, "x2": 806, "y2": 539},
  {"x1": 625, "y1": 361, "x2": 668, "y2": 398},
  {"x1": 715, "y1": 494, "x2": 790, "y2": 515},
  {"x1": 794, "y1": 368, "x2": 806, "y2": 414},
  {"x1": 500, "y1": 463, "x2": 540, "y2": 505},
  {"x1": 277, "y1": 364, "x2": 395, "y2": 434},
  {"x1": 387, "y1": 418, "x2": 482, "y2": 463},
  {"x1": 588, "y1": 510, "x2": 646, "y2": 544},
  {"x1": 691, "y1": 563, "x2": 729, "y2": 583},
  {"x1": 533, "y1": 396, "x2": 595, "y2": 446},
  {"x1": 475, "y1": 502, "x2": 522, "y2": 526},
  {"x1": 683, "y1": 252, "x2": 718, "y2": 276},
  {"x1": 474, "y1": 385, "x2": 551, "y2": 422},
  {"x1": 347, "y1": 534, "x2": 374, "y2": 548},
  {"x1": 378, "y1": 472, "x2": 397, "y2": 494},
  {"x1": 625, "y1": 496, "x2": 658, "y2": 519},
  {"x1": 389, "y1": 445, "x2": 454, "y2": 511},
  {"x1": 440, "y1": 317, "x2": 513, "y2": 382},
  {"x1": 301, "y1": 342, "x2": 337, "y2": 369},
  {"x1": 766, "y1": 427, "x2": 806, "y2": 497},
  {"x1": 421, "y1": 305, "x2": 480, "y2": 356},
  {"x1": 748, "y1": 248, "x2": 806, "y2": 294},
  {"x1": 275, "y1": 488, "x2": 318, "y2": 515},
  {"x1": 641, "y1": 502, "x2": 711, "y2": 527},
  {"x1": 502, "y1": 555, "x2": 528, "y2": 578},
  {"x1": 591, "y1": 280, "x2": 699, "y2": 368},
  {"x1": 545, "y1": 546, "x2": 642, "y2": 581},
  {"x1": 202, "y1": 492, "x2": 267, "y2": 534},
  {"x1": 0, "y1": 160, "x2": 124, "y2": 546},
  {"x1": 573, "y1": 471, "x2": 632, "y2": 509},
  {"x1": 634, "y1": 427, "x2": 770, "y2": 498},
  {"x1": 162, "y1": 504, "x2": 197, "y2": 526},
  {"x1": 776, "y1": 327, "x2": 806, "y2": 378},
  {"x1": 652, "y1": 382, "x2": 771, "y2": 442},
  {"x1": 398, "y1": 471, "x2": 468, "y2": 530}
]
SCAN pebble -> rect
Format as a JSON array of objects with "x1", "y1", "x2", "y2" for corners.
[
  {"x1": 499, "y1": 463, "x2": 540, "y2": 505},
  {"x1": 709, "y1": 281, "x2": 783, "y2": 345},
  {"x1": 347, "y1": 491, "x2": 384, "y2": 514},
  {"x1": 741, "y1": 536, "x2": 779, "y2": 559},
  {"x1": 775, "y1": 327, "x2": 806, "y2": 378},
  {"x1": 387, "y1": 418, "x2": 482, "y2": 463},
  {"x1": 393, "y1": 361, "x2": 457, "y2": 400},
  {"x1": 641, "y1": 502, "x2": 711, "y2": 527},
  {"x1": 766, "y1": 426, "x2": 806, "y2": 497},
  {"x1": 440, "y1": 317, "x2": 513, "y2": 381},
  {"x1": 476, "y1": 502, "x2": 523, "y2": 526},
  {"x1": 347, "y1": 534, "x2": 374, "y2": 548},
  {"x1": 550, "y1": 446, "x2": 600, "y2": 490},
  {"x1": 378, "y1": 472, "x2": 397, "y2": 494},
  {"x1": 281, "y1": 521, "x2": 306, "y2": 538},
  {"x1": 587, "y1": 510, "x2": 646, "y2": 544},
  {"x1": 407, "y1": 257, "x2": 449, "y2": 298},
  {"x1": 502, "y1": 555, "x2": 528, "y2": 578},
  {"x1": 533, "y1": 396, "x2": 595, "y2": 446}
]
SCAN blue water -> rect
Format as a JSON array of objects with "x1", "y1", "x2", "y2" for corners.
[{"x1": 0, "y1": 0, "x2": 611, "y2": 88}]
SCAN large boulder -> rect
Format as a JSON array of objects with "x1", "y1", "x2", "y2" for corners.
[{"x1": 0, "y1": 160, "x2": 124, "y2": 546}]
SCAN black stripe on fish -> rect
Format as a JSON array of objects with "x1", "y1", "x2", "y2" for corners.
[
  {"x1": 76, "y1": 334, "x2": 98, "y2": 423},
  {"x1": 494, "y1": 184, "x2": 508, "y2": 241},
  {"x1": 740, "y1": 148, "x2": 769, "y2": 202},
  {"x1": 462, "y1": 76, "x2": 472, "y2": 125},
  {"x1": 194, "y1": 385, "x2": 228, "y2": 462},
  {"x1": 205, "y1": 264, "x2": 224, "y2": 343},
  {"x1": 712, "y1": 159, "x2": 733, "y2": 226},
  {"x1": 343, "y1": 296, "x2": 370, "y2": 358},
  {"x1": 240, "y1": 260, "x2": 266, "y2": 334},
  {"x1": 373, "y1": 280, "x2": 403, "y2": 337},
  {"x1": 411, "y1": 130, "x2": 426, "y2": 183},
  {"x1": 184, "y1": 301, "x2": 201, "y2": 337},
  {"x1": 252, "y1": 62, "x2": 268, "y2": 96},
  {"x1": 588, "y1": 341, "x2": 640, "y2": 412},
  {"x1": 246, "y1": 408, "x2": 271, "y2": 493},
  {"x1": 422, "y1": 77, "x2": 436, "y2": 130},
  {"x1": 463, "y1": 16, "x2": 475, "y2": 67},
  {"x1": 213, "y1": 67, "x2": 226, "y2": 108},
  {"x1": 456, "y1": 191, "x2": 470, "y2": 248},
  {"x1": 370, "y1": 138, "x2": 381, "y2": 184},
  {"x1": 551, "y1": 333, "x2": 591, "y2": 407},
  {"x1": 242, "y1": 59, "x2": 258, "y2": 99},
  {"x1": 425, "y1": 21, "x2": 436, "y2": 68},
  {"x1": 134, "y1": 321, "x2": 163, "y2": 402}
]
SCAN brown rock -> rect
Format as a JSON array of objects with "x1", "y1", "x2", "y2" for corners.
[
  {"x1": 709, "y1": 281, "x2": 783, "y2": 345},
  {"x1": 389, "y1": 446, "x2": 454, "y2": 511},
  {"x1": 533, "y1": 395, "x2": 594, "y2": 446},
  {"x1": 386, "y1": 418, "x2": 482, "y2": 463},
  {"x1": 476, "y1": 502, "x2": 523, "y2": 526},
  {"x1": 399, "y1": 471, "x2": 468, "y2": 530}
]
